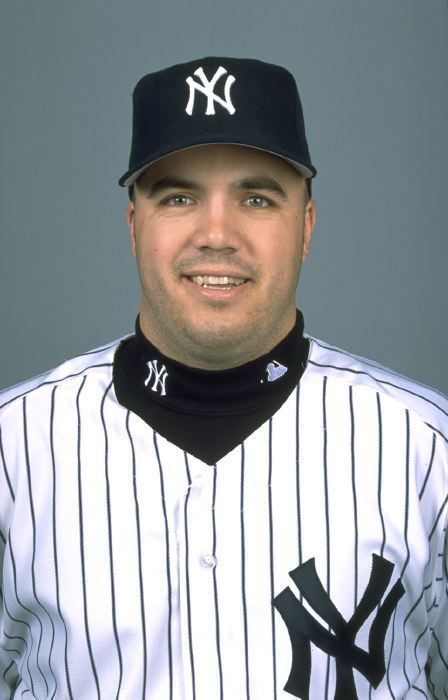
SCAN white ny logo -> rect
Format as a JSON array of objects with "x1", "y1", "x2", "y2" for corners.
[
  {"x1": 185, "y1": 66, "x2": 236, "y2": 116},
  {"x1": 144, "y1": 360, "x2": 168, "y2": 396}
]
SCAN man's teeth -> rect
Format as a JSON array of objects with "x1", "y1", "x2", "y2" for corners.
[{"x1": 190, "y1": 275, "x2": 246, "y2": 288}]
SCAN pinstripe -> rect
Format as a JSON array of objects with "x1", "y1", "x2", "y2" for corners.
[
  {"x1": 2, "y1": 608, "x2": 28, "y2": 695},
  {"x1": 76, "y1": 376, "x2": 101, "y2": 699},
  {"x1": 414, "y1": 624, "x2": 429, "y2": 672},
  {"x1": 295, "y1": 386, "x2": 302, "y2": 576},
  {"x1": 3, "y1": 630, "x2": 27, "y2": 653},
  {"x1": 0, "y1": 425, "x2": 15, "y2": 502},
  {"x1": 386, "y1": 607, "x2": 398, "y2": 698},
  {"x1": 321, "y1": 377, "x2": 330, "y2": 590},
  {"x1": 401, "y1": 411, "x2": 411, "y2": 578},
  {"x1": 23, "y1": 397, "x2": 57, "y2": 697},
  {"x1": 8, "y1": 539, "x2": 41, "y2": 695},
  {"x1": 385, "y1": 410, "x2": 412, "y2": 697},
  {"x1": 308, "y1": 356, "x2": 448, "y2": 428},
  {"x1": 126, "y1": 412, "x2": 148, "y2": 700},
  {"x1": 444, "y1": 531, "x2": 448, "y2": 580},
  {"x1": 401, "y1": 619, "x2": 413, "y2": 693},
  {"x1": 267, "y1": 418, "x2": 277, "y2": 700},
  {"x1": 428, "y1": 495, "x2": 448, "y2": 542},
  {"x1": 153, "y1": 432, "x2": 174, "y2": 700},
  {"x1": 211, "y1": 462, "x2": 224, "y2": 700},
  {"x1": 376, "y1": 393, "x2": 387, "y2": 558},
  {"x1": 419, "y1": 434, "x2": 437, "y2": 500},
  {"x1": 402, "y1": 585, "x2": 426, "y2": 679},
  {"x1": 422, "y1": 423, "x2": 448, "y2": 448},
  {"x1": 427, "y1": 597, "x2": 437, "y2": 614},
  {"x1": 183, "y1": 453, "x2": 196, "y2": 700},
  {"x1": 369, "y1": 393, "x2": 384, "y2": 700},
  {"x1": 426, "y1": 663, "x2": 436, "y2": 696},
  {"x1": 2, "y1": 659, "x2": 14, "y2": 682},
  {"x1": 349, "y1": 386, "x2": 359, "y2": 606},
  {"x1": 2, "y1": 650, "x2": 21, "y2": 684},
  {"x1": 3, "y1": 599, "x2": 30, "y2": 657},
  {"x1": 411, "y1": 687, "x2": 428, "y2": 697},
  {"x1": 418, "y1": 423, "x2": 448, "y2": 449},
  {"x1": 322, "y1": 376, "x2": 331, "y2": 699},
  {"x1": 240, "y1": 444, "x2": 250, "y2": 700},
  {"x1": 2, "y1": 645, "x2": 21, "y2": 660},
  {"x1": 0, "y1": 363, "x2": 114, "y2": 411},
  {"x1": 431, "y1": 631, "x2": 448, "y2": 671},
  {"x1": 4, "y1": 567, "x2": 34, "y2": 666},
  {"x1": 50, "y1": 386, "x2": 73, "y2": 700},
  {"x1": 100, "y1": 381, "x2": 124, "y2": 698},
  {"x1": 310, "y1": 360, "x2": 448, "y2": 444},
  {"x1": 311, "y1": 338, "x2": 447, "y2": 402}
]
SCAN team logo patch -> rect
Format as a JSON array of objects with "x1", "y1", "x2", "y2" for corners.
[
  {"x1": 185, "y1": 66, "x2": 236, "y2": 116},
  {"x1": 144, "y1": 359, "x2": 169, "y2": 396},
  {"x1": 266, "y1": 361, "x2": 288, "y2": 382},
  {"x1": 274, "y1": 554, "x2": 405, "y2": 699}
]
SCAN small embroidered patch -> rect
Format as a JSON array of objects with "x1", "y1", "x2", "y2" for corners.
[{"x1": 266, "y1": 361, "x2": 288, "y2": 382}]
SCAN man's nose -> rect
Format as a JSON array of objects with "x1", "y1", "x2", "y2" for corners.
[{"x1": 191, "y1": 199, "x2": 242, "y2": 252}]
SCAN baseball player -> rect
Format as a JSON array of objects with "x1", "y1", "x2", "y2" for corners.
[{"x1": 0, "y1": 56, "x2": 447, "y2": 699}]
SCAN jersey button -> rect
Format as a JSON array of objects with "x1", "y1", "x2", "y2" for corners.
[{"x1": 200, "y1": 554, "x2": 217, "y2": 569}]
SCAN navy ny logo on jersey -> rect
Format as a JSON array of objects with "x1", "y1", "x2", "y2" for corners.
[{"x1": 274, "y1": 554, "x2": 405, "y2": 699}]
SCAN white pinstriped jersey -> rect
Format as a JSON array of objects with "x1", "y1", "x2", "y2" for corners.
[{"x1": 0, "y1": 336, "x2": 447, "y2": 699}]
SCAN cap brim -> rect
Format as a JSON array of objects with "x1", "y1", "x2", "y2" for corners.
[{"x1": 119, "y1": 141, "x2": 316, "y2": 187}]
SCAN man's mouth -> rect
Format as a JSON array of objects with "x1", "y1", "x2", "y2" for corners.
[{"x1": 188, "y1": 275, "x2": 247, "y2": 290}]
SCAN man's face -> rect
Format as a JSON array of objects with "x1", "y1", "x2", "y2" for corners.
[{"x1": 127, "y1": 144, "x2": 316, "y2": 369}]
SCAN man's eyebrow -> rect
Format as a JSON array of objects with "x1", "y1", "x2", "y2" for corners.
[
  {"x1": 146, "y1": 176, "x2": 201, "y2": 197},
  {"x1": 143, "y1": 175, "x2": 289, "y2": 199},
  {"x1": 233, "y1": 176, "x2": 288, "y2": 200}
]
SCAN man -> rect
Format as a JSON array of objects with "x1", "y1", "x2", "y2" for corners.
[{"x1": 0, "y1": 57, "x2": 446, "y2": 699}]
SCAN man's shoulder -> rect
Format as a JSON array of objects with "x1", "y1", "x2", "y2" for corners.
[
  {"x1": 306, "y1": 336, "x2": 448, "y2": 439},
  {"x1": 0, "y1": 335, "x2": 131, "y2": 415}
]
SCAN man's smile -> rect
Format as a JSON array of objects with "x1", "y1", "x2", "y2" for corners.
[{"x1": 188, "y1": 274, "x2": 248, "y2": 290}]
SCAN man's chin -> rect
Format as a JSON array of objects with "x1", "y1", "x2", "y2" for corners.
[{"x1": 176, "y1": 319, "x2": 269, "y2": 369}]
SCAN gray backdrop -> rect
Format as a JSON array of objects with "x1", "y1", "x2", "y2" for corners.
[{"x1": 1, "y1": 0, "x2": 447, "y2": 393}]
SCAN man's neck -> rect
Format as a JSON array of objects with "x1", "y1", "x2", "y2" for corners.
[{"x1": 113, "y1": 310, "x2": 309, "y2": 464}]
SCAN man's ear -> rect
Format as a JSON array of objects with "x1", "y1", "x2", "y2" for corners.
[
  {"x1": 127, "y1": 202, "x2": 136, "y2": 256},
  {"x1": 302, "y1": 198, "x2": 316, "y2": 262}
]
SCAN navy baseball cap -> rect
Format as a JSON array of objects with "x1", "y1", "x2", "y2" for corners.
[{"x1": 119, "y1": 56, "x2": 317, "y2": 188}]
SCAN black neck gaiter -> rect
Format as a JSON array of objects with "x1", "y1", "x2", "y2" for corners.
[{"x1": 113, "y1": 311, "x2": 309, "y2": 464}]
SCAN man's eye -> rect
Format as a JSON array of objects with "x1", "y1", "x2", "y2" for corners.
[
  {"x1": 166, "y1": 194, "x2": 194, "y2": 206},
  {"x1": 245, "y1": 195, "x2": 269, "y2": 208}
]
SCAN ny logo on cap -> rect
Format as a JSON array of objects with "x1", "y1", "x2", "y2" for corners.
[{"x1": 185, "y1": 66, "x2": 236, "y2": 116}]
